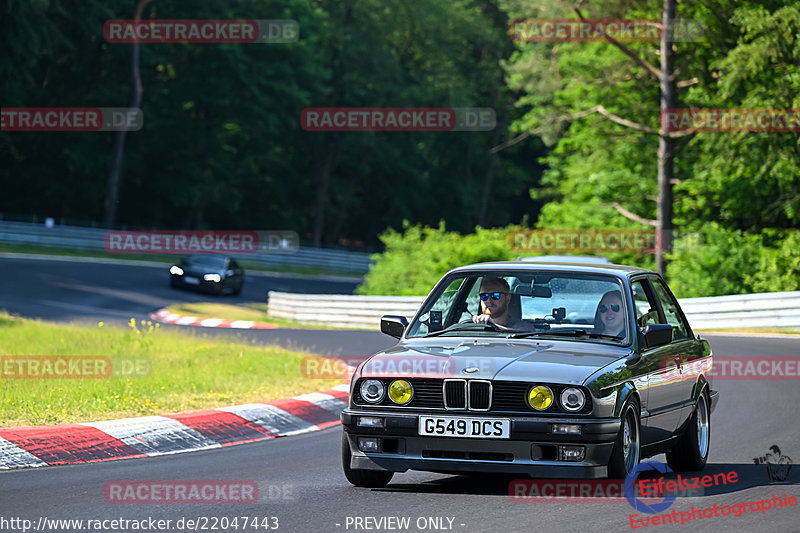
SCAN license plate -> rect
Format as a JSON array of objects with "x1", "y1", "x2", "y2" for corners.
[
  {"x1": 183, "y1": 276, "x2": 200, "y2": 285},
  {"x1": 418, "y1": 416, "x2": 510, "y2": 439}
]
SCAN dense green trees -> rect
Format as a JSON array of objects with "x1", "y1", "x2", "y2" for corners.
[
  {"x1": 0, "y1": 0, "x2": 541, "y2": 247},
  {"x1": 2, "y1": 0, "x2": 797, "y2": 296}
]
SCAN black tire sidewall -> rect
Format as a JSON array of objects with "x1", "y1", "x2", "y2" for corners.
[{"x1": 609, "y1": 398, "x2": 641, "y2": 479}]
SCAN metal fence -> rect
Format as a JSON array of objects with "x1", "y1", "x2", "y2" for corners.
[
  {"x1": 0, "y1": 220, "x2": 372, "y2": 274},
  {"x1": 267, "y1": 290, "x2": 800, "y2": 330},
  {"x1": 679, "y1": 291, "x2": 800, "y2": 330},
  {"x1": 267, "y1": 292, "x2": 424, "y2": 328}
]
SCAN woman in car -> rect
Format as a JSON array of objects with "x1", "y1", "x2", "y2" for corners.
[{"x1": 593, "y1": 290, "x2": 625, "y2": 338}]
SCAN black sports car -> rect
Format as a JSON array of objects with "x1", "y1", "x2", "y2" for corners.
[
  {"x1": 169, "y1": 255, "x2": 244, "y2": 295},
  {"x1": 341, "y1": 261, "x2": 718, "y2": 486}
]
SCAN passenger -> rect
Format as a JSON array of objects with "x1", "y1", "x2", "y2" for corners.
[
  {"x1": 593, "y1": 290, "x2": 625, "y2": 338},
  {"x1": 472, "y1": 277, "x2": 531, "y2": 331}
]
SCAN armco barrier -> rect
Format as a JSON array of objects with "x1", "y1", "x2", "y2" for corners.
[
  {"x1": 266, "y1": 291, "x2": 800, "y2": 330},
  {"x1": 679, "y1": 291, "x2": 800, "y2": 330},
  {"x1": 267, "y1": 292, "x2": 425, "y2": 328},
  {"x1": 0, "y1": 220, "x2": 371, "y2": 274}
]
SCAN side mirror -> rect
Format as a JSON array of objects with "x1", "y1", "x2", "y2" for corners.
[
  {"x1": 381, "y1": 315, "x2": 409, "y2": 339},
  {"x1": 641, "y1": 324, "x2": 674, "y2": 349}
]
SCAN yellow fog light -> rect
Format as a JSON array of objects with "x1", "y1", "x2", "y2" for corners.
[
  {"x1": 528, "y1": 385, "x2": 553, "y2": 410},
  {"x1": 388, "y1": 380, "x2": 414, "y2": 405}
]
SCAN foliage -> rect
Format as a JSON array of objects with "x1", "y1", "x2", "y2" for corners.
[
  {"x1": 665, "y1": 223, "x2": 763, "y2": 298},
  {"x1": 0, "y1": 0, "x2": 543, "y2": 247},
  {"x1": 357, "y1": 221, "x2": 517, "y2": 295},
  {"x1": 1, "y1": 0, "x2": 798, "y2": 296}
]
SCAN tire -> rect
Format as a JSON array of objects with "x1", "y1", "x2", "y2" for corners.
[
  {"x1": 666, "y1": 389, "x2": 710, "y2": 472},
  {"x1": 608, "y1": 397, "x2": 641, "y2": 479},
  {"x1": 341, "y1": 431, "x2": 393, "y2": 488}
]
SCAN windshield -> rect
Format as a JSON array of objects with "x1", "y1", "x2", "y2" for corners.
[
  {"x1": 406, "y1": 271, "x2": 630, "y2": 344},
  {"x1": 185, "y1": 255, "x2": 227, "y2": 268}
]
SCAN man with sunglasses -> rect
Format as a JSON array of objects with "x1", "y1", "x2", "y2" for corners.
[{"x1": 472, "y1": 277, "x2": 531, "y2": 330}]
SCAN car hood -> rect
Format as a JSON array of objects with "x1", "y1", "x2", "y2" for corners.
[{"x1": 359, "y1": 338, "x2": 630, "y2": 385}]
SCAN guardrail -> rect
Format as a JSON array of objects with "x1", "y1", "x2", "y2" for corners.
[
  {"x1": 679, "y1": 291, "x2": 800, "y2": 330},
  {"x1": 267, "y1": 290, "x2": 800, "y2": 330},
  {"x1": 0, "y1": 220, "x2": 372, "y2": 274},
  {"x1": 267, "y1": 292, "x2": 424, "y2": 328}
]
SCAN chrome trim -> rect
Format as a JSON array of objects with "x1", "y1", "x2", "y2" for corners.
[
  {"x1": 443, "y1": 379, "x2": 467, "y2": 410},
  {"x1": 467, "y1": 380, "x2": 493, "y2": 412},
  {"x1": 560, "y1": 387, "x2": 586, "y2": 412},
  {"x1": 360, "y1": 379, "x2": 385, "y2": 404}
]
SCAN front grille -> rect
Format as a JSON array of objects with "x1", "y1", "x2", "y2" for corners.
[
  {"x1": 492, "y1": 382, "x2": 593, "y2": 414},
  {"x1": 353, "y1": 379, "x2": 444, "y2": 409},
  {"x1": 468, "y1": 381, "x2": 491, "y2": 411},
  {"x1": 444, "y1": 379, "x2": 466, "y2": 409},
  {"x1": 352, "y1": 379, "x2": 591, "y2": 414}
]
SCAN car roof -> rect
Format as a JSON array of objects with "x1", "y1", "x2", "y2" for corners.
[
  {"x1": 516, "y1": 255, "x2": 613, "y2": 264},
  {"x1": 186, "y1": 254, "x2": 229, "y2": 261},
  {"x1": 447, "y1": 261, "x2": 653, "y2": 278}
]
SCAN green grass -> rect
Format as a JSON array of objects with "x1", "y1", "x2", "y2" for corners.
[
  {"x1": 0, "y1": 312, "x2": 340, "y2": 427},
  {"x1": 166, "y1": 302, "x2": 372, "y2": 330},
  {"x1": 0, "y1": 243, "x2": 363, "y2": 278}
]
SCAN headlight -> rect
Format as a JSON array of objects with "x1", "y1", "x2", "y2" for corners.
[
  {"x1": 203, "y1": 273, "x2": 221, "y2": 282},
  {"x1": 359, "y1": 379, "x2": 385, "y2": 403},
  {"x1": 561, "y1": 387, "x2": 586, "y2": 412},
  {"x1": 170, "y1": 266, "x2": 184, "y2": 275},
  {"x1": 388, "y1": 380, "x2": 413, "y2": 405},
  {"x1": 528, "y1": 385, "x2": 553, "y2": 410}
]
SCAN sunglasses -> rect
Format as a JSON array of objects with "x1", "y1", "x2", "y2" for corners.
[
  {"x1": 599, "y1": 304, "x2": 620, "y2": 313},
  {"x1": 479, "y1": 292, "x2": 507, "y2": 301}
]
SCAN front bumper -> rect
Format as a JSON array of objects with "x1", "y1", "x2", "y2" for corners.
[
  {"x1": 342, "y1": 409, "x2": 621, "y2": 479},
  {"x1": 171, "y1": 273, "x2": 223, "y2": 293}
]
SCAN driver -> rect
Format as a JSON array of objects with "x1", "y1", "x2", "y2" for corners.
[{"x1": 472, "y1": 277, "x2": 531, "y2": 331}]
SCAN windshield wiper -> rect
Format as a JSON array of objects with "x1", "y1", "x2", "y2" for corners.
[
  {"x1": 423, "y1": 322, "x2": 522, "y2": 337},
  {"x1": 509, "y1": 329, "x2": 622, "y2": 340}
]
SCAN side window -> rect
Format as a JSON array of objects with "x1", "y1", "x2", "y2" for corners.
[
  {"x1": 651, "y1": 279, "x2": 689, "y2": 341},
  {"x1": 631, "y1": 281, "x2": 659, "y2": 328}
]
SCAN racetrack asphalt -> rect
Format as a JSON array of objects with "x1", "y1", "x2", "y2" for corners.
[
  {"x1": 1, "y1": 256, "x2": 799, "y2": 532},
  {"x1": 0, "y1": 254, "x2": 396, "y2": 356}
]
